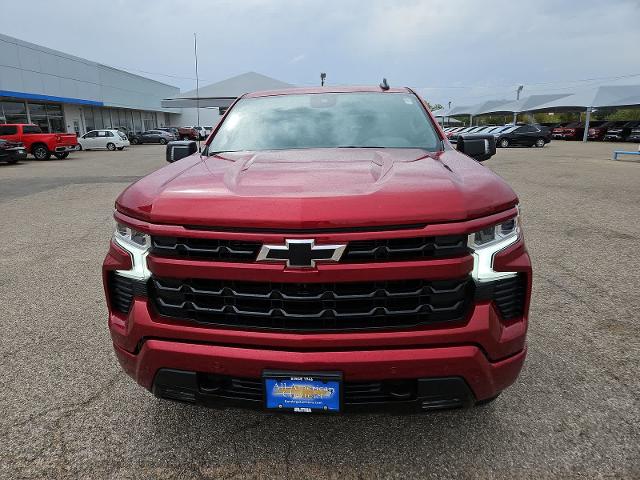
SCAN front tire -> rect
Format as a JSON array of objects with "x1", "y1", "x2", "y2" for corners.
[
  {"x1": 53, "y1": 152, "x2": 69, "y2": 159},
  {"x1": 534, "y1": 138, "x2": 545, "y2": 148},
  {"x1": 32, "y1": 144, "x2": 51, "y2": 160},
  {"x1": 77, "y1": 144, "x2": 83, "y2": 151},
  {"x1": 159, "y1": 138, "x2": 167, "y2": 145},
  {"x1": 499, "y1": 138, "x2": 510, "y2": 148},
  {"x1": 131, "y1": 137, "x2": 139, "y2": 145},
  {"x1": 107, "y1": 142, "x2": 116, "y2": 151}
]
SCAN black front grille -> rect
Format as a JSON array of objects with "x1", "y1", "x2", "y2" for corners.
[
  {"x1": 343, "y1": 235, "x2": 468, "y2": 261},
  {"x1": 150, "y1": 276, "x2": 474, "y2": 331},
  {"x1": 150, "y1": 234, "x2": 468, "y2": 263},
  {"x1": 198, "y1": 374, "x2": 420, "y2": 404},
  {"x1": 151, "y1": 237, "x2": 261, "y2": 261},
  {"x1": 492, "y1": 274, "x2": 527, "y2": 320}
]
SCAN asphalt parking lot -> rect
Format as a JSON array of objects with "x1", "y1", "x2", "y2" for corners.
[{"x1": 1, "y1": 141, "x2": 639, "y2": 479}]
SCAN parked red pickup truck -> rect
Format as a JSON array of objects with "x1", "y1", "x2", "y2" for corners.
[
  {"x1": 103, "y1": 86, "x2": 531, "y2": 413},
  {"x1": 0, "y1": 124, "x2": 78, "y2": 160}
]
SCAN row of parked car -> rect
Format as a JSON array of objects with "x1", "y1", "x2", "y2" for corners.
[
  {"x1": 546, "y1": 121, "x2": 640, "y2": 141},
  {"x1": 443, "y1": 124, "x2": 552, "y2": 148},
  {"x1": 125, "y1": 125, "x2": 214, "y2": 143},
  {"x1": 78, "y1": 124, "x2": 217, "y2": 151},
  {"x1": 0, "y1": 120, "x2": 221, "y2": 164}
]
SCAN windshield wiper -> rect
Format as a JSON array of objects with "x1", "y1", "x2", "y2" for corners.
[{"x1": 209, "y1": 150, "x2": 240, "y2": 155}]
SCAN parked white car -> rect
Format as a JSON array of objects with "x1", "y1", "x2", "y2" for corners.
[{"x1": 78, "y1": 129, "x2": 130, "y2": 151}]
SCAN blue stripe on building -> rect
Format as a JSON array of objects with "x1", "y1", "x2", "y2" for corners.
[{"x1": 0, "y1": 90, "x2": 103, "y2": 107}]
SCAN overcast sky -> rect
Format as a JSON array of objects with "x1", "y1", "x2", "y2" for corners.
[{"x1": 2, "y1": 0, "x2": 639, "y2": 107}]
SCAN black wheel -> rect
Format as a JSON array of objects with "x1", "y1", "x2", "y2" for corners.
[
  {"x1": 106, "y1": 142, "x2": 116, "y2": 151},
  {"x1": 117, "y1": 147, "x2": 124, "y2": 151},
  {"x1": 7, "y1": 158, "x2": 19, "y2": 165},
  {"x1": 534, "y1": 138, "x2": 545, "y2": 148},
  {"x1": 159, "y1": 138, "x2": 167, "y2": 145},
  {"x1": 53, "y1": 152, "x2": 69, "y2": 159},
  {"x1": 499, "y1": 138, "x2": 510, "y2": 148},
  {"x1": 77, "y1": 144, "x2": 83, "y2": 151},
  {"x1": 131, "y1": 137, "x2": 139, "y2": 145},
  {"x1": 32, "y1": 144, "x2": 51, "y2": 160}
]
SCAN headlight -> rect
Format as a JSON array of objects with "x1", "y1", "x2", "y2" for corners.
[
  {"x1": 468, "y1": 212, "x2": 520, "y2": 282},
  {"x1": 113, "y1": 222, "x2": 151, "y2": 280},
  {"x1": 115, "y1": 222, "x2": 150, "y2": 248}
]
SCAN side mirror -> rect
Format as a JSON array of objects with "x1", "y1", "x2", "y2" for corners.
[
  {"x1": 456, "y1": 134, "x2": 496, "y2": 162},
  {"x1": 166, "y1": 140, "x2": 198, "y2": 163}
]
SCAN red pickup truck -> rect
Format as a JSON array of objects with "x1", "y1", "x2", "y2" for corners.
[
  {"x1": 0, "y1": 124, "x2": 78, "y2": 160},
  {"x1": 103, "y1": 86, "x2": 531, "y2": 413}
]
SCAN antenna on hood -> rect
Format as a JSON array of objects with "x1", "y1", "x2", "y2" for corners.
[{"x1": 379, "y1": 78, "x2": 390, "y2": 91}]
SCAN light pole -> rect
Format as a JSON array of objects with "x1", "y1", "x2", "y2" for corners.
[
  {"x1": 513, "y1": 85, "x2": 524, "y2": 124},
  {"x1": 583, "y1": 107, "x2": 593, "y2": 142}
]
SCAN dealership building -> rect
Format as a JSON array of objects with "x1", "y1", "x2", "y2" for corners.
[{"x1": 0, "y1": 33, "x2": 181, "y2": 135}]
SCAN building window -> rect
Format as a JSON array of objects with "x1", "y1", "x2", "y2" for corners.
[
  {"x1": 94, "y1": 107, "x2": 104, "y2": 129},
  {"x1": 25, "y1": 102, "x2": 65, "y2": 132},
  {"x1": 121, "y1": 110, "x2": 133, "y2": 132},
  {"x1": 84, "y1": 107, "x2": 95, "y2": 132},
  {"x1": 133, "y1": 111, "x2": 143, "y2": 133},
  {"x1": 1, "y1": 101, "x2": 28, "y2": 124},
  {"x1": 143, "y1": 111, "x2": 156, "y2": 131},
  {"x1": 49, "y1": 117, "x2": 65, "y2": 133},
  {"x1": 102, "y1": 109, "x2": 112, "y2": 129},
  {"x1": 112, "y1": 109, "x2": 121, "y2": 128}
]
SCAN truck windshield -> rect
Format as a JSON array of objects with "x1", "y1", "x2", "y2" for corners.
[{"x1": 208, "y1": 92, "x2": 441, "y2": 154}]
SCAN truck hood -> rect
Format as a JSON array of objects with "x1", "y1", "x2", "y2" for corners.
[{"x1": 116, "y1": 148, "x2": 518, "y2": 229}]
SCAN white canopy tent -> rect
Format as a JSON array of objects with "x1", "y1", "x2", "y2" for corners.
[
  {"x1": 474, "y1": 94, "x2": 573, "y2": 116},
  {"x1": 433, "y1": 100, "x2": 511, "y2": 125},
  {"x1": 528, "y1": 84, "x2": 640, "y2": 141},
  {"x1": 161, "y1": 72, "x2": 293, "y2": 109}
]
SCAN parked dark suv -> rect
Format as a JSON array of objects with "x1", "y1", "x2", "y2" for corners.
[{"x1": 496, "y1": 124, "x2": 551, "y2": 147}]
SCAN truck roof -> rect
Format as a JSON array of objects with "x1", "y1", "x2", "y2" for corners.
[{"x1": 244, "y1": 85, "x2": 412, "y2": 99}]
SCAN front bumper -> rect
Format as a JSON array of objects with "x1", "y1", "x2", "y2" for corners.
[{"x1": 114, "y1": 336, "x2": 526, "y2": 411}]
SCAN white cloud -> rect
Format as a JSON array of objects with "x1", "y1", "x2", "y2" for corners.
[{"x1": 289, "y1": 54, "x2": 307, "y2": 64}]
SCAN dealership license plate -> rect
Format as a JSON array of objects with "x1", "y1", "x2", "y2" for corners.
[{"x1": 264, "y1": 371, "x2": 341, "y2": 413}]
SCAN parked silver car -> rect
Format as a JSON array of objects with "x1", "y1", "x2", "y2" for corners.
[{"x1": 130, "y1": 130, "x2": 176, "y2": 145}]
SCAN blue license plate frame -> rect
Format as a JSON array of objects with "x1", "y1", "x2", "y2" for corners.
[{"x1": 263, "y1": 371, "x2": 342, "y2": 413}]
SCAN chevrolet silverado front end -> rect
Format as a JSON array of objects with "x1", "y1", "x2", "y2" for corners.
[{"x1": 103, "y1": 86, "x2": 532, "y2": 413}]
